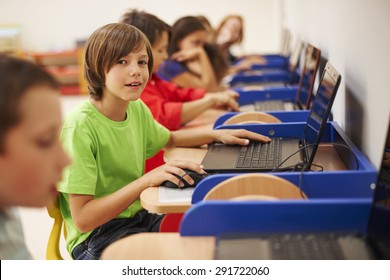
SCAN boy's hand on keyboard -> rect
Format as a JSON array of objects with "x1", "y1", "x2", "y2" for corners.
[{"x1": 213, "y1": 129, "x2": 271, "y2": 146}]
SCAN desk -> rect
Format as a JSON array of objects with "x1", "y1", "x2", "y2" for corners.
[
  {"x1": 101, "y1": 233, "x2": 214, "y2": 260},
  {"x1": 182, "y1": 108, "x2": 226, "y2": 130},
  {"x1": 141, "y1": 143, "x2": 348, "y2": 214}
]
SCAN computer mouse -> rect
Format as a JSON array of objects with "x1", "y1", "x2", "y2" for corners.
[{"x1": 160, "y1": 169, "x2": 210, "y2": 189}]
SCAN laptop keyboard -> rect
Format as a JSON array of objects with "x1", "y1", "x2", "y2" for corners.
[
  {"x1": 255, "y1": 100, "x2": 285, "y2": 111},
  {"x1": 268, "y1": 233, "x2": 345, "y2": 260},
  {"x1": 235, "y1": 139, "x2": 281, "y2": 169},
  {"x1": 379, "y1": 167, "x2": 390, "y2": 184}
]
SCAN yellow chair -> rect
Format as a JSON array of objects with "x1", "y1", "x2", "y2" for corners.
[
  {"x1": 46, "y1": 198, "x2": 67, "y2": 260},
  {"x1": 223, "y1": 111, "x2": 282, "y2": 125}
]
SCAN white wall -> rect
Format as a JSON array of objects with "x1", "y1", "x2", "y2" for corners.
[
  {"x1": 284, "y1": 0, "x2": 390, "y2": 168},
  {"x1": 0, "y1": 0, "x2": 281, "y2": 53}
]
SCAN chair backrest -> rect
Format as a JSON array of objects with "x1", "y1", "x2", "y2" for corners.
[
  {"x1": 223, "y1": 112, "x2": 282, "y2": 125},
  {"x1": 159, "y1": 213, "x2": 184, "y2": 232},
  {"x1": 46, "y1": 197, "x2": 67, "y2": 260},
  {"x1": 204, "y1": 173, "x2": 307, "y2": 200}
]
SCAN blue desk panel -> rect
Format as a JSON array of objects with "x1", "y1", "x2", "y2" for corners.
[{"x1": 180, "y1": 199, "x2": 371, "y2": 236}]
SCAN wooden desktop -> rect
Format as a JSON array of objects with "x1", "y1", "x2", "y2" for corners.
[{"x1": 141, "y1": 143, "x2": 347, "y2": 214}]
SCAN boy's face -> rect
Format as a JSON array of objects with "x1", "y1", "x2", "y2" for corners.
[
  {"x1": 0, "y1": 86, "x2": 70, "y2": 208},
  {"x1": 178, "y1": 30, "x2": 208, "y2": 50},
  {"x1": 104, "y1": 47, "x2": 150, "y2": 102},
  {"x1": 152, "y1": 31, "x2": 169, "y2": 72}
]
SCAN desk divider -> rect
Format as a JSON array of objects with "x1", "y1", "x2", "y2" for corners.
[
  {"x1": 180, "y1": 121, "x2": 376, "y2": 236},
  {"x1": 180, "y1": 199, "x2": 372, "y2": 236}
]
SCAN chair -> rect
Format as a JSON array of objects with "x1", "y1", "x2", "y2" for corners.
[
  {"x1": 222, "y1": 111, "x2": 282, "y2": 125},
  {"x1": 46, "y1": 197, "x2": 67, "y2": 260},
  {"x1": 159, "y1": 213, "x2": 184, "y2": 232}
]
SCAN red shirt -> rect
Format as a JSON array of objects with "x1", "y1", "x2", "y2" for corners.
[{"x1": 141, "y1": 74, "x2": 206, "y2": 173}]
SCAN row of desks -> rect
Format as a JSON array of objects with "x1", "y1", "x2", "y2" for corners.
[{"x1": 102, "y1": 107, "x2": 355, "y2": 259}]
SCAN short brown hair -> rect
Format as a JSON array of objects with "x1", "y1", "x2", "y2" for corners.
[
  {"x1": 84, "y1": 23, "x2": 154, "y2": 100},
  {"x1": 120, "y1": 9, "x2": 171, "y2": 46},
  {"x1": 0, "y1": 54, "x2": 59, "y2": 153}
]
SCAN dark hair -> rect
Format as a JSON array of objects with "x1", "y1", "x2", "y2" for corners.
[
  {"x1": 120, "y1": 9, "x2": 171, "y2": 46},
  {"x1": 83, "y1": 23, "x2": 153, "y2": 100},
  {"x1": 168, "y1": 16, "x2": 206, "y2": 56},
  {"x1": 0, "y1": 54, "x2": 59, "y2": 153},
  {"x1": 203, "y1": 43, "x2": 229, "y2": 83}
]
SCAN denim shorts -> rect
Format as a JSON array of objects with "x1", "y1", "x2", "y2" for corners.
[{"x1": 72, "y1": 210, "x2": 164, "y2": 260}]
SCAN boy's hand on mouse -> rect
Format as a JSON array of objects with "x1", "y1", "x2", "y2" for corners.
[
  {"x1": 212, "y1": 129, "x2": 271, "y2": 146},
  {"x1": 142, "y1": 160, "x2": 205, "y2": 188}
]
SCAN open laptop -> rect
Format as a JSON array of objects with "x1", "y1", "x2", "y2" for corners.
[
  {"x1": 201, "y1": 61, "x2": 341, "y2": 173},
  {"x1": 214, "y1": 121, "x2": 390, "y2": 260},
  {"x1": 239, "y1": 44, "x2": 321, "y2": 112}
]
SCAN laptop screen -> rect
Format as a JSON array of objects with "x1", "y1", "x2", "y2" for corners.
[
  {"x1": 288, "y1": 39, "x2": 304, "y2": 72},
  {"x1": 366, "y1": 119, "x2": 390, "y2": 258},
  {"x1": 295, "y1": 44, "x2": 321, "y2": 109},
  {"x1": 302, "y1": 62, "x2": 341, "y2": 168}
]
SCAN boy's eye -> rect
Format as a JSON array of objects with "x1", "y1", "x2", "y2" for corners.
[
  {"x1": 139, "y1": 60, "x2": 148, "y2": 65},
  {"x1": 36, "y1": 137, "x2": 55, "y2": 149},
  {"x1": 117, "y1": 60, "x2": 126, "y2": 65}
]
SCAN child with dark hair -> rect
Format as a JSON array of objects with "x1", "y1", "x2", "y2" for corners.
[
  {"x1": 0, "y1": 54, "x2": 70, "y2": 259},
  {"x1": 158, "y1": 15, "x2": 228, "y2": 91}
]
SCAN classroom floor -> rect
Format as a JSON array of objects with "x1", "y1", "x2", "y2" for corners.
[{"x1": 19, "y1": 95, "x2": 88, "y2": 260}]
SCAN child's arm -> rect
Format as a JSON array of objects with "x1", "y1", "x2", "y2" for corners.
[
  {"x1": 165, "y1": 129, "x2": 271, "y2": 149},
  {"x1": 68, "y1": 160, "x2": 203, "y2": 233},
  {"x1": 171, "y1": 47, "x2": 219, "y2": 91},
  {"x1": 181, "y1": 91, "x2": 239, "y2": 123}
]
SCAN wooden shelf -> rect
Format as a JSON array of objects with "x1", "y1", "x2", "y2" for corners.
[{"x1": 26, "y1": 49, "x2": 86, "y2": 95}]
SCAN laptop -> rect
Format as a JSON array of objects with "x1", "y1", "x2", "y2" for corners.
[
  {"x1": 214, "y1": 121, "x2": 390, "y2": 260},
  {"x1": 239, "y1": 44, "x2": 321, "y2": 112},
  {"x1": 201, "y1": 61, "x2": 341, "y2": 173}
]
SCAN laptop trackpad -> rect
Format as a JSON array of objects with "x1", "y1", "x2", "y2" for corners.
[
  {"x1": 202, "y1": 144, "x2": 239, "y2": 169},
  {"x1": 280, "y1": 138, "x2": 303, "y2": 169}
]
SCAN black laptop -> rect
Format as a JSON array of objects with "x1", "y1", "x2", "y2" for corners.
[
  {"x1": 240, "y1": 44, "x2": 321, "y2": 112},
  {"x1": 201, "y1": 62, "x2": 341, "y2": 173},
  {"x1": 214, "y1": 120, "x2": 390, "y2": 260}
]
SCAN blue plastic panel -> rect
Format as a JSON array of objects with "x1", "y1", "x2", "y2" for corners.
[
  {"x1": 180, "y1": 199, "x2": 372, "y2": 236},
  {"x1": 236, "y1": 87, "x2": 298, "y2": 104},
  {"x1": 191, "y1": 171, "x2": 376, "y2": 204}
]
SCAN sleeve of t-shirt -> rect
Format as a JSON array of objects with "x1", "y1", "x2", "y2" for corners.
[
  {"x1": 163, "y1": 79, "x2": 206, "y2": 102},
  {"x1": 138, "y1": 101, "x2": 171, "y2": 159},
  {"x1": 141, "y1": 89, "x2": 183, "y2": 131},
  {"x1": 57, "y1": 120, "x2": 98, "y2": 196},
  {"x1": 157, "y1": 60, "x2": 187, "y2": 81}
]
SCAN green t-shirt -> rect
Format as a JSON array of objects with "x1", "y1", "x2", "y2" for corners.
[{"x1": 58, "y1": 99, "x2": 170, "y2": 253}]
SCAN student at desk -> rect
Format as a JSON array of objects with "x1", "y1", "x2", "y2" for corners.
[
  {"x1": 215, "y1": 14, "x2": 267, "y2": 74},
  {"x1": 0, "y1": 55, "x2": 70, "y2": 259},
  {"x1": 158, "y1": 16, "x2": 228, "y2": 92},
  {"x1": 58, "y1": 23, "x2": 271, "y2": 260},
  {"x1": 120, "y1": 10, "x2": 239, "y2": 172}
]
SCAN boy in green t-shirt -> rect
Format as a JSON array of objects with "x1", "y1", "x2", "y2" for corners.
[{"x1": 58, "y1": 23, "x2": 271, "y2": 260}]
